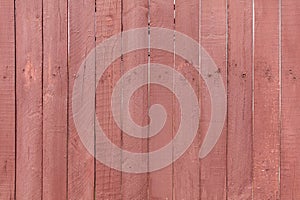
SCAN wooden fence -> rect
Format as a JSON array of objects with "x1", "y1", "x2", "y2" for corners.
[{"x1": 0, "y1": 0, "x2": 299, "y2": 199}]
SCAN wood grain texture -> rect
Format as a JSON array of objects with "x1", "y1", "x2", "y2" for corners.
[
  {"x1": 253, "y1": 0, "x2": 280, "y2": 199},
  {"x1": 121, "y1": 0, "x2": 149, "y2": 199},
  {"x1": 95, "y1": 0, "x2": 122, "y2": 199},
  {"x1": 0, "y1": 0, "x2": 15, "y2": 199},
  {"x1": 200, "y1": 0, "x2": 227, "y2": 199},
  {"x1": 3, "y1": 0, "x2": 300, "y2": 198},
  {"x1": 174, "y1": 0, "x2": 200, "y2": 199},
  {"x1": 148, "y1": 0, "x2": 174, "y2": 199},
  {"x1": 42, "y1": 0, "x2": 68, "y2": 199},
  {"x1": 227, "y1": 0, "x2": 253, "y2": 199},
  {"x1": 68, "y1": 0, "x2": 95, "y2": 199},
  {"x1": 15, "y1": 0, "x2": 43, "y2": 199},
  {"x1": 281, "y1": 0, "x2": 300, "y2": 199}
]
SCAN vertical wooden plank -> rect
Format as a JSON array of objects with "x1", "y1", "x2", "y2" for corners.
[
  {"x1": 200, "y1": 0, "x2": 227, "y2": 199},
  {"x1": 148, "y1": 0, "x2": 174, "y2": 199},
  {"x1": 121, "y1": 0, "x2": 149, "y2": 199},
  {"x1": 227, "y1": 0, "x2": 253, "y2": 199},
  {"x1": 15, "y1": 0, "x2": 43, "y2": 198},
  {"x1": 253, "y1": 0, "x2": 280, "y2": 199},
  {"x1": 68, "y1": 0, "x2": 95, "y2": 199},
  {"x1": 0, "y1": 0, "x2": 15, "y2": 199},
  {"x1": 94, "y1": 0, "x2": 122, "y2": 199},
  {"x1": 281, "y1": 0, "x2": 300, "y2": 199},
  {"x1": 43, "y1": 0, "x2": 68, "y2": 199},
  {"x1": 174, "y1": 0, "x2": 201, "y2": 199}
]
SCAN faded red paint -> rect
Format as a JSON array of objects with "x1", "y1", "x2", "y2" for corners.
[{"x1": 0, "y1": 0, "x2": 299, "y2": 199}]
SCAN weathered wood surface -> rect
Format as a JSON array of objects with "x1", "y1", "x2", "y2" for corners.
[
  {"x1": 95, "y1": 0, "x2": 122, "y2": 199},
  {"x1": 200, "y1": 0, "x2": 227, "y2": 199},
  {"x1": 227, "y1": 0, "x2": 253, "y2": 199},
  {"x1": 0, "y1": 0, "x2": 15, "y2": 199},
  {"x1": 0, "y1": 0, "x2": 299, "y2": 199},
  {"x1": 15, "y1": 0, "x2": 43, "y2": 198},
  {"x1": 68, "y1": 0, "x2": 95, "y2": 199},
  {"x1": 43, "y1": 0, "x2": 68, "y2": 198},
  {"x1": 281, "y1": 0, "x2": 300, "y2": 199},
  {"x1": 253, "y1": 0, "x2": 280, "y2": 199},
  {"x1": 174, "y1": 0, "x2": 200, "y2": 199}
]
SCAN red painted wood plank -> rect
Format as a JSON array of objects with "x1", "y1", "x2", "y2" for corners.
[
  {"x1": 0, "y1": 0, "x2": 15, "y2": 199},
  {"x1": 200, "y1": 0, "x2": 227, "y2": 199},
  {"x1": 281, "y1": 0, "x2": 300, "y2": 199},
  {"x1": 15, "y1": 0, "x2": 43, "y2": 198},
  {"x1": 173, "y1": 0, "x2": 201, "y2": 199},
  {"x1": 42, "y1": 0, "x2": 68, "y2": 199},
  {"x1": 68, "y1": 0, "x2": 95, "y2": 199},
  {"x1": 227, "y1": 0, "x2": 253, "y2": 199},
  {"x1": 121, "y1": 0, "x2": 149, "y2": 198},
  {"x1": 253, "y1": 0, "x2": 280, "y2": 199},
  {"x1": 148, "y1": 0, "x2": 174, "y2": 199},
  {"x1": 95, "y1": 0, "x2": 122, "y2": 199}
]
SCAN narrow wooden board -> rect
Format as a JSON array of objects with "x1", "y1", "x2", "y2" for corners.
[
  {"x1": 174, "y1": 0, "x2": 201, "y2": 199},
  {"x1": 200, "y1": 0, "x2": 227, "y2": 199},
  {"x1": 15, "y1": 0, "x2": 43, "y2": 198},
  {"x1": 148, "y1": 0, "x2": 174, "y2": 199},
  {"x1": 68, "y1": 0, "x2": 95, "y2": 199},
  {"x1": 281, "y1": 0, "x2": 300, "y2": 199},
  {"x1": 253, "y1": 0, "x2": 280, "y2": 199},
  {"x1": 121, "y1": 0, "x2": 149, "y2": 199},
  {"x1": 42, "y1": 0, "x2": 68, "y2": 198},
  {"x1": 227, "y1": 0, "x2": 253, "y2": 199},
  {"x1": 95, "y1": 0, "x2": 122, "y2": 199},
  {"x1": 0, "y1": 0, "x2": 15, "y2": 199}
]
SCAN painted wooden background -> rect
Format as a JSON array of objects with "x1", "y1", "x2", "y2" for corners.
[{"x1": 0, "y1": 0, "x2": 300, "y2": 199}]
